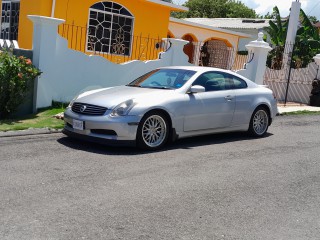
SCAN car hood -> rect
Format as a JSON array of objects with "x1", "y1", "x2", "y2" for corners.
[{"x1": 75, "y1": 85, "x2": 175, "y2": 108}]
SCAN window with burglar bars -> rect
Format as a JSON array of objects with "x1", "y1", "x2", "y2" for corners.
[
  {"x1": 87, "y1": 1, "x2": 134, "y2": 56},
  {"x1": 0, "y1": 0, "x2": 20, "y2": 40}
]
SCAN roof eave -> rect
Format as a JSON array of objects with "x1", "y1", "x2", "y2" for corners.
[
  {"x1": 169, "y1": 17, "x2": 252, "y2": 38},
  {"x1": 145, "y1": 0, "x2": 188, "y2": 11}
]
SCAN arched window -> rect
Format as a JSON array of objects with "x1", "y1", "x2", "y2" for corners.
[{"x1": 87, "y1": 1, "x2": 134, "y2": 56}]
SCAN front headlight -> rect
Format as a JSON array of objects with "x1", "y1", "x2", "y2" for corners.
[
  {"x1": 68, "y1": 95, "x2": 79, "y2": 108},
  {"x1": 111, "y1": 99, "x2": 136, "y2": 117}
]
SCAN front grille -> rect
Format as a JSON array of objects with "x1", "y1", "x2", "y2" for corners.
[
  {"x1": 72, "y1": 102, "x2": 108, "y2": 116},
  {"x1": 91, "y1": 129, "x2": 117, "y2": 136}
]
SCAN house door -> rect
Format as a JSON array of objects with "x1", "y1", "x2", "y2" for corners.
[{"x1": 1, "y1": 0, "x2": 20, "y2": 40}]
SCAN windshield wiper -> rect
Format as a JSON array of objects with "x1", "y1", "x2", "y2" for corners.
[{"x1": 140, "y1": 86, "x2": 174, "y2": 89}]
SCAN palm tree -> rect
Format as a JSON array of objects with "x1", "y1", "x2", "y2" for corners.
[
  {"x1": 264, "y1": 6, "x2": 288, "y2": 69},
  {"x1": 292, "y1": 9, "x2": 320, "y2": 68}
]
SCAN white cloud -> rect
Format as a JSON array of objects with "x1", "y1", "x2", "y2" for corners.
[
  {"x1": 241, "y1": 0, "x2": 310, "y2": 18},
  {"x1": 172, "y1": 0, "x2": 320, "y2": 20}
]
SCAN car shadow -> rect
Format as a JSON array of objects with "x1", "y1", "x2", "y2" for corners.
[{"x1": 57, "y1": 132, "x2": 273, "y2": 156}]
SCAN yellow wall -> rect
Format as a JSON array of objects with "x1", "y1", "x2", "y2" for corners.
[
  {"x1": 16, "y1": 0, "x2": 174, "y2": 62},
  {"x1": 18, "y1": 0, "x2": 52, "y2": 49}
]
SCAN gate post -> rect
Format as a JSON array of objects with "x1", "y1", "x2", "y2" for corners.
[
  {"x1": 236, "y1": 32, "x2": 272, "y2": 85},
  {"x1": 28, "y1": 15, "x2": 65, "y2": 110},
  {"x1": 314, "y1": 54, "x2": 320, "y2": 79}
]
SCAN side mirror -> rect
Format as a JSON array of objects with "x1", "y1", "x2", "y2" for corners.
[{"x1": 189, "y1": 85, "x2": 205, "y2": 93}]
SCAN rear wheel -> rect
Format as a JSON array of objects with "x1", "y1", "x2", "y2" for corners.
[
  {"x1": 248, "y1": 107, "x2": 269, "y2": 137},
  {"x1": 137, "y1": 112, "x2": 169, "y2": 150}
]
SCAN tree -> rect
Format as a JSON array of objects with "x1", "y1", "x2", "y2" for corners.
[
  {"x1": 264, "y1": 6, "x2": 320, "y2": 69},
  {"x1": 308, "y1": 15, "x2": 318, "y2": 24},
  {"x1": 264, "y1": 6, "x2": 288, "y2": 46},
  {"x1": 171, "y1": 0, "x2": 257, "y2": 18},
  {"x1": 226, "y1": 1, "x2": 256, "y2": 18},
  {"x1": 263, "y1": 11, "x2": 275, "y2": 19},
  {"x1": 292, "y1": 10, "x2": 320, "y2": 68}
]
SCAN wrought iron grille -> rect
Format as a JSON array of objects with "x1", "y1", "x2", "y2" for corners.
[
  {"x1": 1, "y1": 0, "x2": 20, "y2": 40},
  {"x1": 189, "y1": 41, "x2": 253, "y2": 71},
  {"x1": 87, "y1": 1, "x2": 134, "y2": 56}
]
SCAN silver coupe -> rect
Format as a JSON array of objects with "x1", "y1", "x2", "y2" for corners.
[{"x1": 63, "y1": 66, "x2": 278, "y2": 150}]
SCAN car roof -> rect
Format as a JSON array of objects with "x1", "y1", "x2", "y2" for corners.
[
  {"x1": 159, "y1": 65, "x2": 225, "y2": 72},
  {"x1": 159, "y1": 66, "x2": 258, "y2": 87}
]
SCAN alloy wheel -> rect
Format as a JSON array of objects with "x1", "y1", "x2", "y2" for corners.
[
  {"x1": 252, "y1": 109, "x2": 268, "y2": 135},
  {"x1": 141, "y1": 115, "x2": 167, "y2": 148}
]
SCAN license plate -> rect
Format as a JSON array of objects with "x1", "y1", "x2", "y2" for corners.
[{"x1": 73, "y1": 119, "x2": 84, "y2": 130}]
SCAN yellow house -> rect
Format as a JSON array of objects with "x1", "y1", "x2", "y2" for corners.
[{"x1": 0, "y1": 0, "x2": 250, "y2": 67}]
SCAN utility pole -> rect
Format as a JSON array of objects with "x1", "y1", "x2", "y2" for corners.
[{"x1": 284, "y1": 1, "x2": 301, "y2": 105}]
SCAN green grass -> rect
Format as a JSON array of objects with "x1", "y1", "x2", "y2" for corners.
[
  {"x1": 0, "y1": 108, "x2": 65, "y2": 132},
  {"x1": 281, "y1": 110, "x2": 320, "y2": 116}
]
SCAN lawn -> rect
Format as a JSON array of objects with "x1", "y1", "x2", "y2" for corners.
[
  {"x1": 280, "y1": 110, "x2": 320, "y2": 116},
  {"x1": 0, "y1": 108, "x2": 65, "y2": 132}
]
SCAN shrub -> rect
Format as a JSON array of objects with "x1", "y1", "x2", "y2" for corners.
[{"x1": 0, "y1": 51, "x2": 41, "y2": 119}]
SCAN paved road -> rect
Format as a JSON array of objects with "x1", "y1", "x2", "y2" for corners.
[{"x1": 1, "y1": 115, "x2": 320, "y2": 240}]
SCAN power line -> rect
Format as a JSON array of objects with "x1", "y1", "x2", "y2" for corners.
[{"x1": 307, "y1": 0, "x2": 320, "y2": 15}]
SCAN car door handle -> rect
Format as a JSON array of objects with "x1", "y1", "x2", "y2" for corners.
[{"x1": 224, "y1": 95, "x2": 234, "y2": 101}]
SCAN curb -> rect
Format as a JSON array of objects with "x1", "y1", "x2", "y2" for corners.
[{"x1": 0, "y1": 128, "x2": 63, "y2": 138}]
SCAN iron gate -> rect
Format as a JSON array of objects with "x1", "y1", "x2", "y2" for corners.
[{"x1": 263, "y1": 43, "x2": 317, "y2": 104}]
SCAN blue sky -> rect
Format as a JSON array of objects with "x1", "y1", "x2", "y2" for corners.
[{"x1": 172, "y1": 0, "x2": 320, "y2": 20}]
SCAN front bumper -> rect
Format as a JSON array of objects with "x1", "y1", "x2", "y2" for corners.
[
  {"x1": 63, "y1": 108, "x2": 141, "y2": 145},
  {"x1": 62, "y1": 128, "x2": 136, "y2": 147}
]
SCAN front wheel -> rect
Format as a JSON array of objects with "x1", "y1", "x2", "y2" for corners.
[
  {"x1": 137, "y1": 112, "x2": 169, "y2": 150},
  {"x1": 248, "y1": 107, "x2": 269, "y2": 137}
]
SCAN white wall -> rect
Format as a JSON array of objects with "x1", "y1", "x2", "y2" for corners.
[
  {"x1": 236, "y1": 33, "x2": 271, "y2": 85},
  {"x1": 29, "y1": 15, "x2": 191, "y2": 109}
]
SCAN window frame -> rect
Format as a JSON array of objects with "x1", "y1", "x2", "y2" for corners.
[
  {"x1": 229, "y1": 74, "x2": 248, "y2": 89},
  {"x1": 86, "y1": 1, "x2": 135, "y2": 56}
]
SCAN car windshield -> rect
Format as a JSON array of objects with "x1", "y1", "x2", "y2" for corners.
[{"x1": 127, "y1": 69, "x2": 196, "y2": 89}]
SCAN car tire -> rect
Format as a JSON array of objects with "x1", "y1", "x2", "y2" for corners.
[
  {"x1": 137, "y1": 111, "x2": 169, "y2": 150},
  {"x1": 248, "y1": 106, "x2": 269, "y2": 137}
]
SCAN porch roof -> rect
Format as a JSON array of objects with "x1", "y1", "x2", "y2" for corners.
[
  {"x1": 183, "y1": 18, "x2": 271, "y2": 29},
  {"x1": 170, "y1": 17, "x2": 252, "y2": 38}
]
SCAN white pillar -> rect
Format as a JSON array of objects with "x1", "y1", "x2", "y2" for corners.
[
  {"x1": 28, "y1": 15, "x2": 65, "y2": 109},
  {"x1": 286, "y1": 1, "x2": 301, "y2": 45},
  {"x1": 236, "y1": 32, "x2": 272, "y2": 84},
  {"x1": 283, "y1": 1, "x2": 301, "y2": 65},
  {"x1": 162, "y1": 38, "x2": 190, "y2": 66},
  {"x1": 314, "y1": 54, "x2": 320, "y2": 79}
]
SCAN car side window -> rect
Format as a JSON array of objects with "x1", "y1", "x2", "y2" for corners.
[
  {"x1": 232, "y1": 76, "x2": 248, "y2": 89},
  {"x1": 192, "y1": 72, "x2": 232, "y2": 92}
]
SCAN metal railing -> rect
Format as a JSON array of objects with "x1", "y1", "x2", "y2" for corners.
[
  {"x1": 263, "y1": 42, "x2": 316, "y2": 104},
  {"x1": 58, "y1": 23, "x2": 171, "y2": 63}
]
